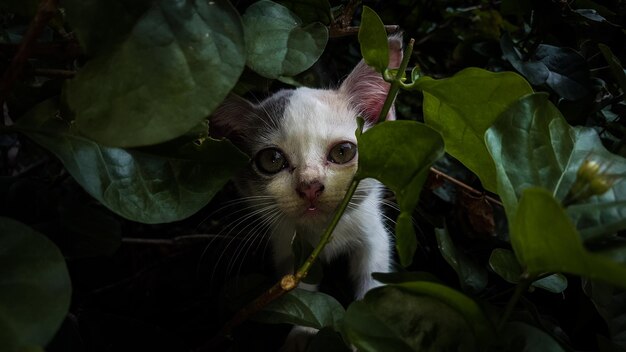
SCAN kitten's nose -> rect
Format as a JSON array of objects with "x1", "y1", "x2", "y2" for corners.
[{"x1": 296, "y1": 181, "x2": 325, "y2": 201}]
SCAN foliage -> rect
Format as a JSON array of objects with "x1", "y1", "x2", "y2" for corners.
[{"x1": 1, "y1": 1, "x2": 625, "y2": 352}]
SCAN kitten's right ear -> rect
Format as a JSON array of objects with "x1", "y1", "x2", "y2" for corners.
[
  {"x1": 339, "y1": 34, "x2": 403, "y2": 124},
  {"x1": 209, "y1": 94, "x2": 254, "y2": 142}
]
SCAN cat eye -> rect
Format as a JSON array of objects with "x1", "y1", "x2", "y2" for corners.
[
  {"x1": 254, "y1": 148, "x2": 289, "y2": 175},
  {"x1": 328, "y1": 142, "x2": 357, "y2": 164}
]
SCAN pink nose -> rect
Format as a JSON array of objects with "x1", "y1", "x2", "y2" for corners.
[{"x1": 296, "y1": 181, "x2": 325, "y2": 201}]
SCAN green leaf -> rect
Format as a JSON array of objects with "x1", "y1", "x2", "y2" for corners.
[
  {"x1": 485, "y1": 93, "x2": 626, "y2": 238},
  {"x1": 499, "y1": 322, "x2": 566, "y2": 351},
  {"x1": 358, "y1": 6, "x2": 389, "y2": 73},
  {"x1": 512, "y1": 187, "x2": 626, "y2": 289},
  {"x1": 0, "y1": 217, "x2": 71, "y2": 352},
  {"x1": 489, "y1": 248, "x2": 568, "y2": 293},
  {"x1": 277, "y1": 0, "x2": 332, "y2": 25},
  {"x1": 340, "y1": 283, "x2": 492, "y2": 352},
  {"x1": 243, "y1": 0, "x2": 328, "y2": 79},
  {"x1": 255, "y1": 288, "x2": 345, "y2": 329},
  {"x1": 356, "y1": 121, "x2": 444, "y2": 266},
  {"x1": 435, "y1": 226, "x2": 487, "y2": 293},
  {"x1": 63, "y1": 0, "x2": 245, "y2": 147},
  {"x1": 16, "y1": 99, "x2": 247, "y2": 224},
  {"x1": 419, "y1": 68, "x2": 533, "y2": 192}
]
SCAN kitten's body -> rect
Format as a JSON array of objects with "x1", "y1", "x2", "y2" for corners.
[{"x1": 211, "y1": 36, "x2": 403, "y2": 348}]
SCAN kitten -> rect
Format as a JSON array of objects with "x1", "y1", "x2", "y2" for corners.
[{"x1": 210, "y1": 35, "x2": 402, "y2": 304}]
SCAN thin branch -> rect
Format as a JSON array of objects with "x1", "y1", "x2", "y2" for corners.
[
  {"x1": 0, "y1": 0, "x2": 60, "y2": 107},
  {"x1": 430, "y1": 167, "x2": 503, "y2": 207}
]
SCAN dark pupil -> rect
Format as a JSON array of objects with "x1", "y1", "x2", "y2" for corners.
[{"x1": 268, "y1": 151, "x2": 282, "y2": 165}]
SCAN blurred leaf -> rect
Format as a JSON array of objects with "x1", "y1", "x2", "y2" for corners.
[
  {"x1": 243, "y1": 0, "x2": 328, "y2": 79},
  {"x1": 306, "y1": 327, "x2": 351, "y2": 352},
  {"x1": 371, "y1": 271, "x2": 441, "y2": 284},
  {"x1": 499, "y1": 322, "x2": 566, "y2": 351},
  {"x1": 16, "y1": 99, "x2": 247, "y2": 224},
  {"x1": 255, "y1": 288, "x2": 344, "y2": 329},
  {"x1": 512, "y1": 187, "x2": 626, "y2": 289},
  {"x1": 418, "y1": 68, "x2": 533, "y2": 192},
  {"x1": 0, "y1": 217, "x2": 71, "y2": 352},
  {"x1": 598, "y1": 44, "x2": 626, "y2": 94},
  {"x1": 64, "y1": 0, "x2": 245, "y2": 147},
  {"x1": 435, "y1": 226, "x2": 487, "y2": 293},
  {"x1": 341, "y1": 283, "x2": 492, "y2": 352},
  {"x1": 277, "y1": 0, "x2": 331, "y2": 25},
  {"x1": 356, "y1": 121, "x2": 444, "y2": 266},
  {"x1": 583, "y1": 280, "x2": 626, "y2": 348},
  {"x1": 358, "y1": 6, "x2": 389, "y2": 73},
  {"x1": 485, "y1": 93, "x2": 626, "y2": 238}
]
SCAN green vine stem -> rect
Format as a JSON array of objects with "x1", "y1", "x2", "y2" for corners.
[
  {"x1": 377, "y1": 38, "x2": 415, "y2": 124},
  {"x1": 497, "y1": 273, "x2": 538, "y2": 330},
  {"x1": 201, "y1": 38, "x2": 416, "y2": 352}
]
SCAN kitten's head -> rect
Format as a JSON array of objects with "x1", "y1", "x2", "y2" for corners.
[{"x1": 210, "y1": 36, "x2": 402, "y2": 225}]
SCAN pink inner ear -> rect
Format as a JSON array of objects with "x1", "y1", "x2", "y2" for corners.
[{"x1": 340, "y1": 35, "x2": 403, "y2": 124}]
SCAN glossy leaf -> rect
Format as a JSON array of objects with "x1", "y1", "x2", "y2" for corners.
[
  {"x1": 256, "y1": 288, "x2": 344, "y2": 329},
  {"x1": 0, "y1": 217, "x2": 71, "y2": 352},
  {"x1": 419, "y1": 68, "x2": 533, "y2": 192},
  {"x1": 358, "y1": 6, "x2": 389, "y2": 73},
  {"x1": 277, "y1": 0, "x2": 331, "y2": 25},
  {"x1": 64, "y1": 0, "x2": 245, "y2": 147},
  {"x1": 435, "y1": 227, "x2": 487, "y2": 293},
  {"x1": 512, "y1": 187, "x2": 626, "y2": 289},
  {"x1": 243, "y1": 0, "x2": 328, "y2": 79},
  {"x1": 485, "y1": 93, "x2": 626, "y2": 238},
  {"x1": 535, "y1": 44, "x2": 590, "y2": 100},
  {"x1": 341, "y1": 283, "x2": 492, "y2": 352},
  {"x1": 16, "y1": 100, "x2": 247, "y2": 224},
  {"x1": 356, "y1": 121, "x2": 445, "y2": 266},
  {"x1": 598, "y1": 44, "x2": 626, "y2": 94},
  {"x1": 489, "y1": 248, "x2": 568, "y2": 293}
]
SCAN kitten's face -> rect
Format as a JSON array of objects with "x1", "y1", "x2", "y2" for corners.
[
  {"x1": 246, "y1": 88, "x2": 359, "y2": 224},
  {"x1": 210, "y1": 35, "x2": 403, "y2": 226}
]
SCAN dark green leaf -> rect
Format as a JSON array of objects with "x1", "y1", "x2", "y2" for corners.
[
  {"x1": 485, "y1": 93, "x2": 626, "y2": 238},
  {"x1": 371, "y1": 271, "x2": 441, "y2": 285},
  {"x1": 598, "y1": 44, "x2": 626, "y2": 94},
  {"x1": 358, "y1": 6, "x2": 389, "y2": 73},
  {"x1": 16, "y1": 99, "x2": 247, "y2": 224},
  {"x1": 435, "y1": 226, "x2": 487, "y2": 293},
  {"x1": 277, "y1": 0, "x2": 331, "y2": 25},
  {"x1": 535, "y1": 44, "x2": 590, "y2": 100},
  {"x1": 489, "y1": 248, "x2": 567, "y2": 293},
  {"x1": 574, "y1": 9, "x2": 607, "y2": 22},
  {"x1": 341, "y1": 283, "x2": 492, "y2": 352},
  {"x1": 583, "y1": 280, "x2": 626, "y2": 348},
  {"x1": 499, "y1": 322, "x2": 566, "y2": 351},
  {"x1": 243, "y1": 0, "x2": 328, "y2": 79},
  {"x1": 356, "y1": 121, "x2": 444, "y2": 266},
  {"x1": 64, "y1": 0, "x2": 245, "y2": 147},
  {"x1": 0, "y1": 217, "x2": 71, "y2": 352},
  {"x1": 256, "y1": 288, "x2": 345, "y2": 329},
  {"x1": 419, "y1": 68, "x2": 533, "y2": 192},
  {"x1": 500, "y1": 34, "x2": 550, "y2": 86},
  {"x1": 306, "y1": 327, "x2": 351, "y2": 352},
  {"x1": 512, "y1": 187, "x2": 626, "y2": 289}
]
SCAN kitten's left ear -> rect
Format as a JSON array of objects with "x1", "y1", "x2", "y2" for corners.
[{"x1": 339, "y1": 34, "x2": 403, "y2": 124}]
